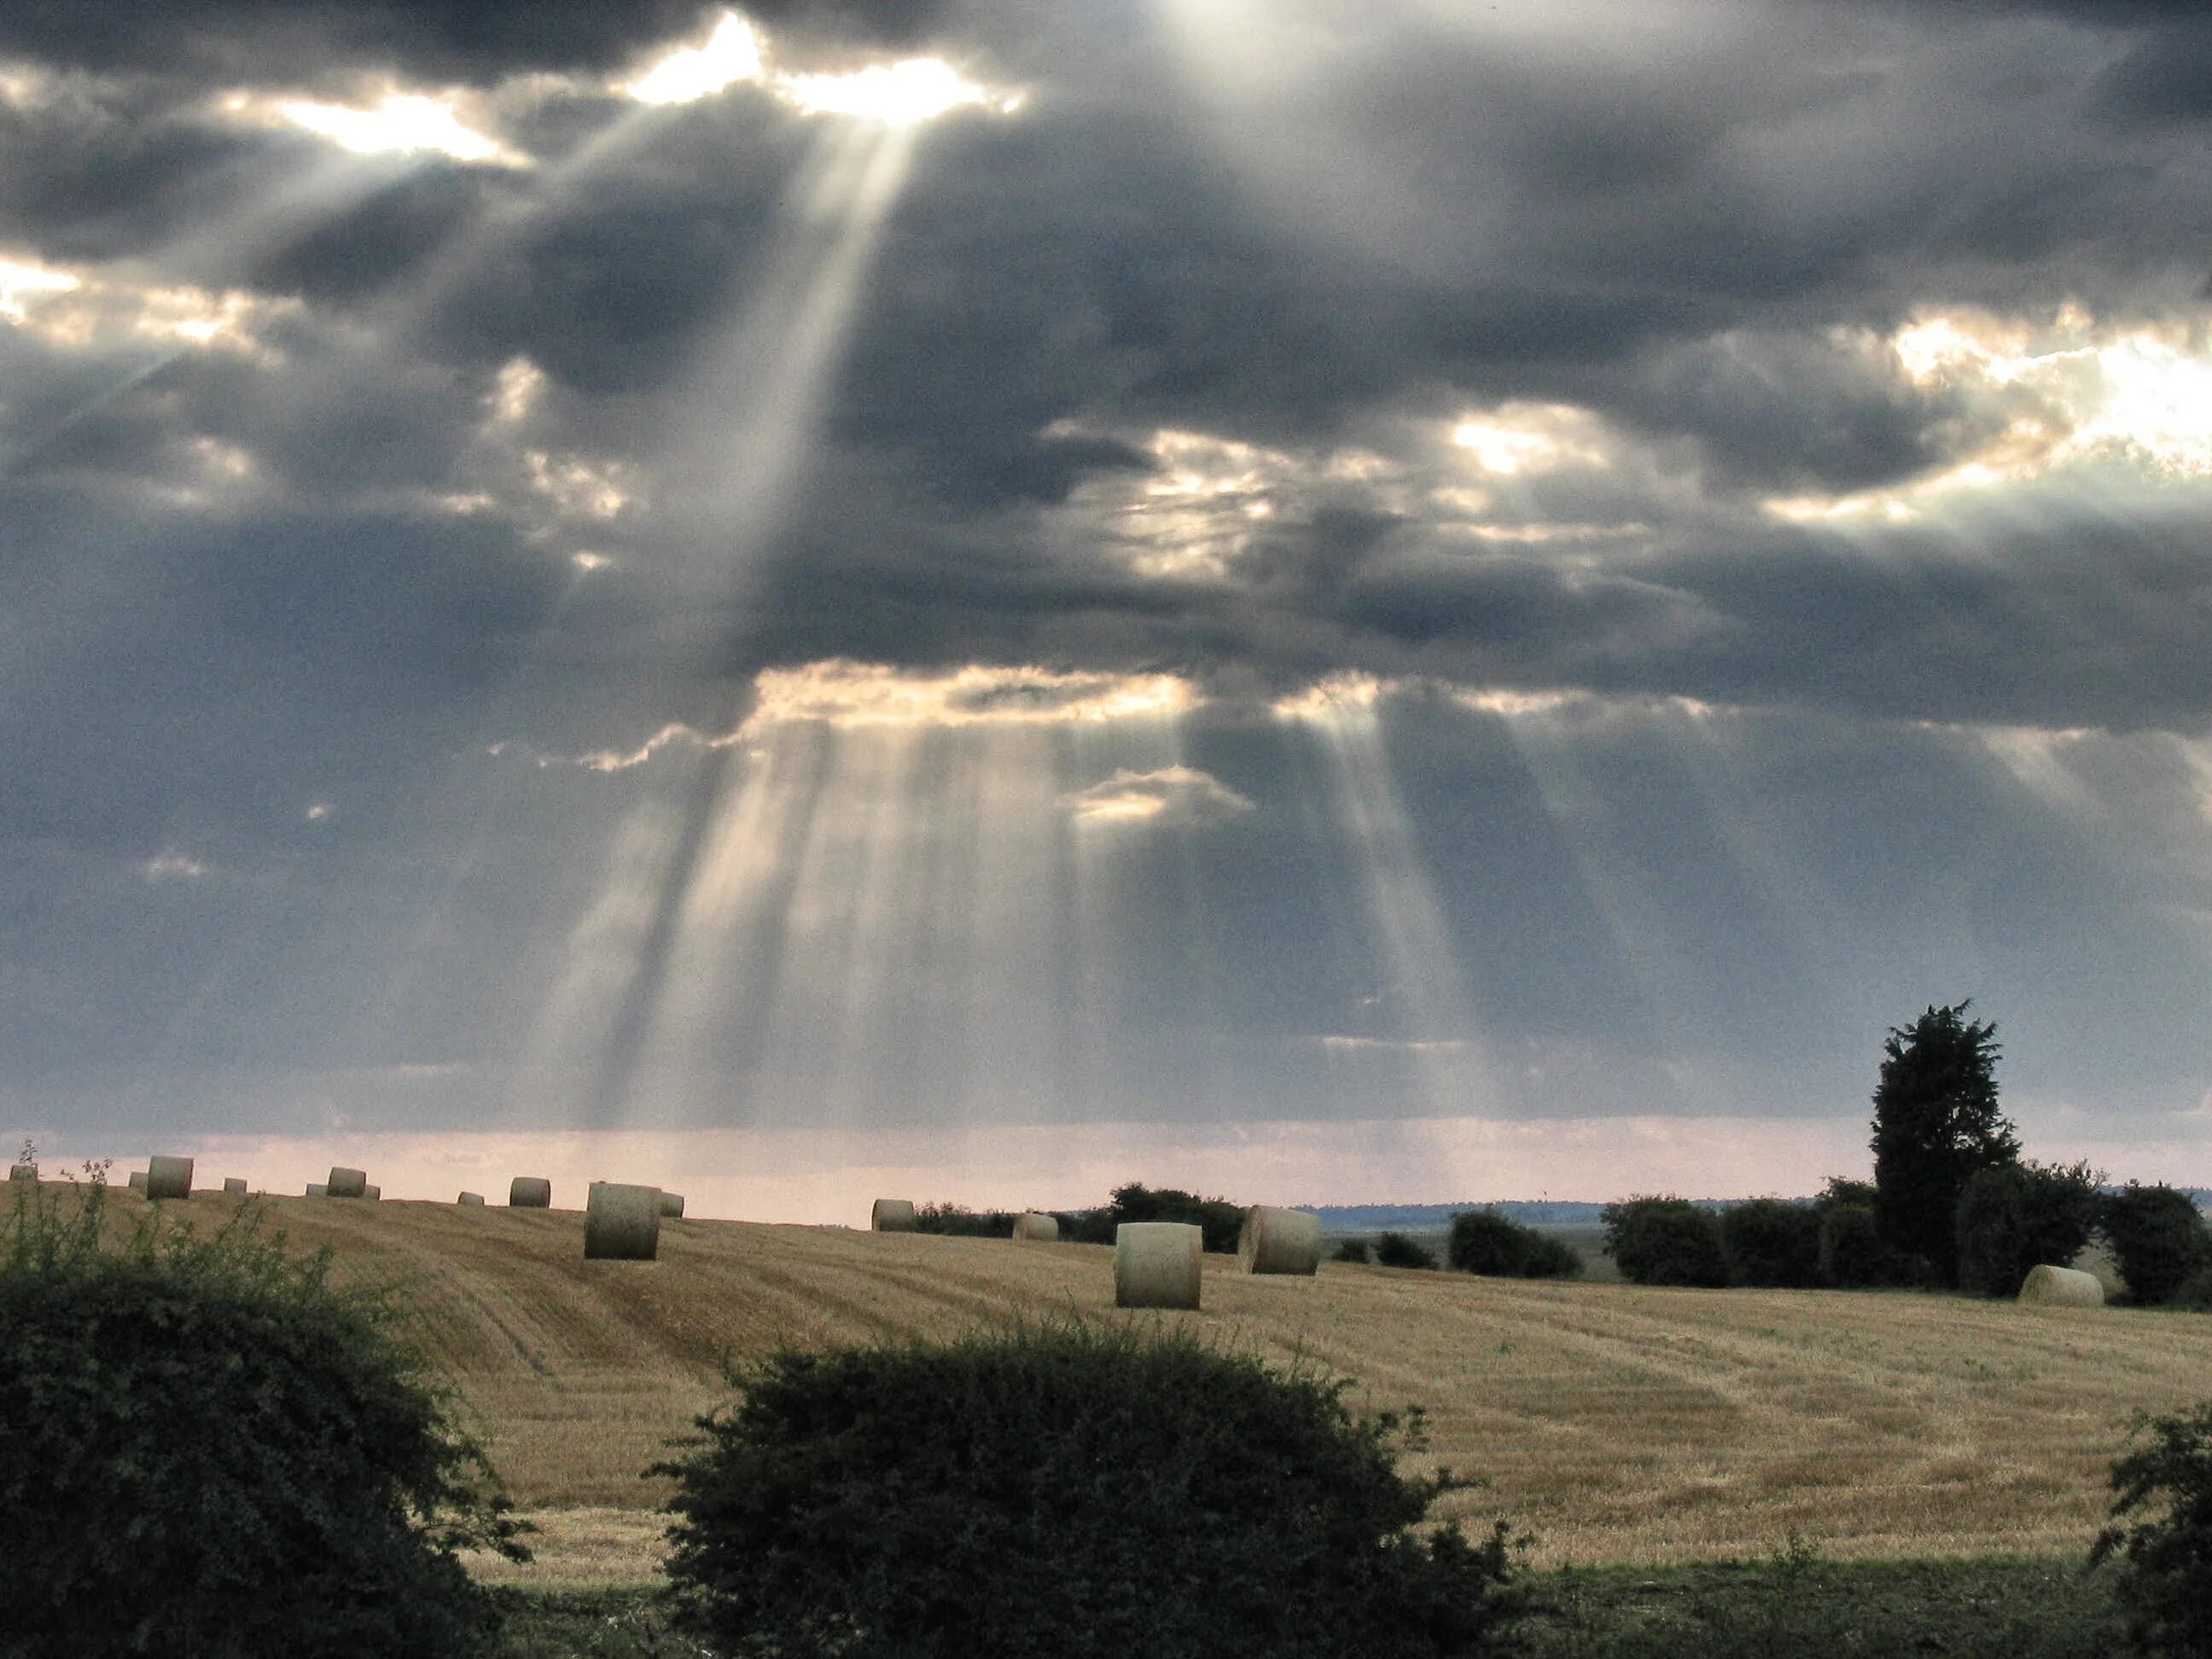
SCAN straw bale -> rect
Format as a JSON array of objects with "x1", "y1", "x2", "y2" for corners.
[
  {"x1": 657, "y1": 1192, "x2": 685, "y2": 1218},
  {"x1": 457, "y1": 1191, "x2": 486, "y2": 1206},
  {"x1": 1237, "y1": 1206, "x2": 1322, "y2": 1276},
  {"x1": 2018, "y1": 1263, "x2": 2104, "y2": 1307},
  {"x1": 326, "y1": 1166, "x2": 368, "y2": 1199},
  {"x1": 871, "y1": 1198, "x2": 917, "y2": 1232},
  {"x1": 1012, "y1": 1211, "x2": 1059, "y2": 1242},
  {"x1": 143, "y1": 1155, "x2": 193, "y2": 1200},
  {"x1": 509, "y1": 1176, "x2": 553, "y2": 1208},
  {"x1": 306, "y1": 1184, "x2": 328, "y2": 1197},
  {"x1": 1115, "y1": 1222, "x2": 1204, "y2": 1310},
  {"x1": 127, "y1": 1170, "x2": 147, "y2": 1190},
  {"x1": 222, "y1": 1178, "x2": 247, "y2": 1195},
  {"x1": 585, "y1": 1182, "x2": 661, "y2": 1260},
  {"x1": 9, "y1": 1162, "x2": 33, "y2": 1182},
  {"x1": 362, "y1": 1185, "x2": 380, "y2": 1201}
]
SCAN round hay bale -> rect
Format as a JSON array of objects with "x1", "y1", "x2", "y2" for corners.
[
  {"x1": 585, "y1": 1182, "x2": 661, "y2": 1260},
  {"x1": 509, "y1": 1176, "x2": 552, "y2": 1208},
  {"x1": 143, "y1": 1155, "x2": 193, "y2": 1201},
  {"x1": 657, "y1": 1192, "x2": 685, "y2": 1219},
  {"x1": 457, "y1": 1190, "x2": 486, "y2": 1205},
  {"x1": 1237, "y1": 1206, "x2": 1323, "y2": 1276},
  {"x1": 1012, "y1": 1211, "x2": 1059, "y2": 1242},
  {"x1": 871, "y1": 1198, "x2": 917, "y2": 1232},
  {"x1": 362, "y1": 1185, "x2": 381, "y2": 1201},
  {"x1": 222, "y1": 1177, "x2": 247, "y2": 1195},
  {"x1": 326, "y1": 1166, "x2": 368, "y2": 1199},
  {"x1": 9, "y1": 1161, "x2": 35, "y2": 1182},
  {"x1": 1115, "y1": 1221, "x2": 1204, "y2": 1310},
  {"x1": 2019, "y1": 1263, "x2": 2104, "y2": 1307},
  {"x1": 126, "y1": 1170, "x2": 147, "y2": 1190},
  {"x1": 306, "y1": 1183, "x2": 328, "y2": 1197}
]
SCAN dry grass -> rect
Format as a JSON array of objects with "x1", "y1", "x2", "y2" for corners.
[{"x1": 58, "y1": 1185, "x2": 2212, "y2": 1586}]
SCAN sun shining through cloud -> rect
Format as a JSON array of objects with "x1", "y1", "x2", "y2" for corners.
[
  {"x1": 234, "y1": 90, "x2": 528, "y2": 166},
  {"x1": 617, "y1": 9, "x2": 1021, "y2": 125},
  {"x1": 1768, "y1": 305, "x2": 2212, "y2": 521}
]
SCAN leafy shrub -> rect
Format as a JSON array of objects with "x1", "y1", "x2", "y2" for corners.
[
  {"x1": 2171, "y1": 1268, "x2": 2212, "y2": 1313},
  {"x1": 1, "y1": 1169, "x2": 526, "y2": 1658},
  {"x1": 1447, "y1": 1211, "x2": 1580, "y2": 1279},
  {"x1": 1954, "y1": 1160, "x2": 2102, "y2": 1298},
  {"x1": 1375, "y1": 1231, "x2": 1441, "y2": 1270},
  {"x1": 2093, "y1": 1401, "x2": 2212, "y2": 1657},
  {"x1": 1818, "y1": 1202, "x2": 1887, "y2": 1289},
  {"x1": 1601, "y1": 1197, "x2": 1730, "y2": 1288},
  {"x1": 910, "y1": 1202, "x2": 1016, "y2": 1238},
  {"x1": 655, "y1": 1319, "x2": 1527, "y2": 1658},
  {"x1": 1062, "y1": 1183, "x2": 1247, "y2": 1252},
  {"x1": 2100, "y1": 1185, "x2": 2212, "y2": 1307},
  {"x1": 1718, "y1": 1199, "x2": 1825, "y2": 1289},
  {"x1": 1334, "y1": 1237, "x2": 1375, "y2": 1264}
]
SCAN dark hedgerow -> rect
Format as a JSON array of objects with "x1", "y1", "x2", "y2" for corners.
[
  {"x1": 1601, "y1": 1197, "x2": 1729, "y2": 1289},
  {"x1": 1375, "y1": 1230, "x2": 1441, "y2": 1270},
  {"x1": 655, "y1": 1319, "x2": 1527, "y2": 1659},
  {"x1": 2099, "y1": 1185, "x2": 2212, "y2": 1307},
  {"x1": 1718, "y1": 1200, "x2": 1824, "y2": 1289},
  {"x1": 1, "y1": 1167, "x2": 527, "y2": 1659},
  {"x1": 1447, "y1": 1211, "x2": 1580, "y2": 1279}
]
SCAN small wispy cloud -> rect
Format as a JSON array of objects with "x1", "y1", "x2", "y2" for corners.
[
  {"x1": 140, "y1": 850, "x2": 210, "y2": 882},
  {"x1": 1061, "y1": 765, "x2": 1255, "y2": 829}
]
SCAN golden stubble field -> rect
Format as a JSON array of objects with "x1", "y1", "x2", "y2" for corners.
[{"x1": 59, "y1": 1187, "x2": 2212, "y2": 1585}]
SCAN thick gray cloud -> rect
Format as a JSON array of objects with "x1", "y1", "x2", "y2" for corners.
[{"x1": 5, "y1": 0, "x2": 2211, "y2": 1178}]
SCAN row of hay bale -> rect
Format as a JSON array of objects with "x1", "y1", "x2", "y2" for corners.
[{"x1": 865, "y1": 1196, "x2": 1323, "y2": 1311}]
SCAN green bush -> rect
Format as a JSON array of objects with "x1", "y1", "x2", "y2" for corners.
[
  {"x1": 1818, "y1": 1203, "x2": 1887, "y2": 1288},
  {"x1": 2100, "y1": 1185, "x2": 2212, "y2": 1307},
  {"x1": 1335, "y1": 1237, "x2": 1375, "y2": 1264},
  {"x1": 2093, "y1": 1401, "x2": 2212, "y2": 1656},
  {"x1": 1375, "y1": 1231, "x2": 1441, "y2": 1270},
  {"x1": 1601, "y1": 1197, "x2": 1729, "y2": 1288},
  {"x1": 1718, "y1": 1200, "x2": 1824, "y2": 1289},
  {"x1": 1954, "y1": 1160, "x2": 2102, "y2": 1298},
  {"x1": 2172, "y1": 1268, "x2": 2212, "y2": 1313},
  {"x1": 655, "y1": 1319, "x2": 1527, "y2": 1658},
  {"x1": 1063, "y1": 1183, "x2": 1248, "y2": 1252},
  {"x1": 910, "y1": 1202, "x2": 1016, "y2": 1238},
  {"x1": 1447, "y1": 1211, "x2": 1580, "y2": 1279},
  {"x1": 1, "y1": 1168, "x2": 527, "y2": 1659}
]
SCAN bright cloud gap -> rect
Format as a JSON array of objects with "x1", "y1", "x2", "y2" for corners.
[{"x1": 620, "y1": 9, "x2": 1022, "y2": 125}]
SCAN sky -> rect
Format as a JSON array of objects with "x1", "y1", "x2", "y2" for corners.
[{"x1": 6, "y1": 0, "x2": 2212, "y2": 1220}]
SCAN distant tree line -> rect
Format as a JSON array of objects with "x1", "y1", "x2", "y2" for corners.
[{"x1": 1600, "y1": 1003, "x2": 2212, "y2": 1305}]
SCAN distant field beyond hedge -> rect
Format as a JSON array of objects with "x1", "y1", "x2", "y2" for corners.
[{"x1": 55, "y1": 1185, "x2": 2212, "y2": 1586}]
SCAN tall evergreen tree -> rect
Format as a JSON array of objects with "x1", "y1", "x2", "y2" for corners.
[{"x1": 1870, "y1": 1001, "x2": 2018, "y2": 1287}]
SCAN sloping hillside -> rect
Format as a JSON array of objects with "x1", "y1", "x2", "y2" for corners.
[{"x1": 64, "y1": 1186, "x2": 2212, "y2": 1585}]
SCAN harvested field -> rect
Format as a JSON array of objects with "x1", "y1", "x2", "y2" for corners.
[{"x1": 44, "y1": 1185, "x2": 2212, "y2": 1586}]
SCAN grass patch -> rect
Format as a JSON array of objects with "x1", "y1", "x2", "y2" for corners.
[
  {"x1": 489, "y1": 1554, "x2": 2125, "y2": 1657},
  {"x1": 1522, "y1": 1551, "x2": 2123, "y2": 1659}
]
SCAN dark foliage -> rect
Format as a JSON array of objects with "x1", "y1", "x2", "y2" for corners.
[
  {"x1": 1375, "y1": 1231, "x2": 1441, "y2": 1270},
  {"x1": 1718, "y1": 1200, "x2": 1824, "y2": 1289},
  {"x1": 1448, "y1": 1211, "x2": 1581, "y2": 1279},
  {"x1": 1818, "y1": 1177, "x2": 1878, "y2": 1211},
  {"x1": 1817, "y1": 1203, "x2": 1889, "y2": 1289},
  {"x1": 2171, "y1": 1268, "x2": 2212, "y2": 1314},
  {"x1": 2100, "y1": 1185, "x2": 2212, "y2": 1307},
  {"x1": 1870, "y1": 1003, "x2": 2019, "y2": 1289},
  {"x1": 1, "y1": 1168, "x2": 527, "y2": 1659},
  {"x1": 909, "y1": 1202, "x2": 1016, "y2": 1238},
  {"x1": 1954, "y1": 1160, "x2": 2102, "y2": 1299},
  {"x1": 655, "y1": 1319, "x2": 1528, "y2": 1659},
  {"x1": 2093, "y1": 1401, "x2": 2212, "y2": 1657},
  {"x1": 1062, "y1": 1183, "x2": 1247, "y2": 1253},
  {"x1": 1335, "y1": 1237, "x2": 1375, "y2": 1264},
  {"x1": 1601, "y1": 1197, "x2": 1729, "y2": 1289}
]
